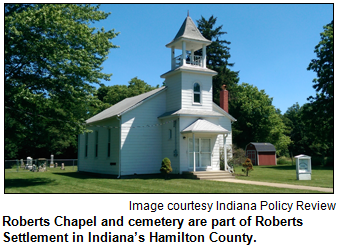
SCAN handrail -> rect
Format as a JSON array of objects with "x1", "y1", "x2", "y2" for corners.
[{"x1": 172, "y1": 55, "x2": 203, "y2": 68}]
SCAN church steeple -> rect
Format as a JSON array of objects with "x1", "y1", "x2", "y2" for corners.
[{"x1": 166, "y1": 15, "x2": 212, "y2": 70}]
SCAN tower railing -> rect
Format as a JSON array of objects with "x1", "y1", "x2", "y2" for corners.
[{"x1": 173, "y1": 55, "x2": 203, "y2": 68}]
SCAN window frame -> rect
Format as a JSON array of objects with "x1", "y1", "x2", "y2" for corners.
[
  {"x1": 107, "y1": 128, "x2": 111, "y2": 158},
  {"x1": 95, "y1": 130, "x2": 99, "y2": 158},
  {"x1": 193, "y1": 82, "x2": 201, "y2": 104},
  {"x1": 85, "y1": 133, "x2": 88, "y2": 158}
]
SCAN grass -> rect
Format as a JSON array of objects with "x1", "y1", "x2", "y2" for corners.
[
  {"x1": 4, "y1": 166, "x2": 331, "y2": 193},
  {"x1": 233, "y1": 164, "x2": 333, "y2": 188}
]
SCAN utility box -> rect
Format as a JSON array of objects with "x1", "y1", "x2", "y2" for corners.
[{"x1": 294, "y1": 154, "x2": 312, "y2": 180}]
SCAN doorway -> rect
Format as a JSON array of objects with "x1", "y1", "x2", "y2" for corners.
[{"x1": 188, "y1": 138, "x2": 211, "y2": 169}]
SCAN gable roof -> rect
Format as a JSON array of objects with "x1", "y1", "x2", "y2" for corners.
[
  {"x1": 181, "y1": 119, "x2": 230, "y2": 134},
  {"x1": 212, "y1": 102, "x2": 237, "y2": 122},
  {"x1": 247, "y1": 142, "x2": 276, "y2": 152},
  {"x1": 86, "y1": 86, "x2": 166, "y2": 124}
]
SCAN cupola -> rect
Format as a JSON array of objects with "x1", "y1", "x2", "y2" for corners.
[{"x1": 166, "y1": 13, "x2": 212, "y2": 70}]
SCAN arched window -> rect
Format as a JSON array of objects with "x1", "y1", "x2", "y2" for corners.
[{"x1": 193, "y1": 83, "x2": 201, "y2": 103}]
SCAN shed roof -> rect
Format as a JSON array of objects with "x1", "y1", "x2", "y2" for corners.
[
  {"x1": 86, "y1": 86, "x2": 166, "y2": 124},
  {"x1": 181, "y1": 119, "x2": 230, "y2": 134},
  {"x1": 247, "y1": 142, "x2": 276, "y2": 152}
]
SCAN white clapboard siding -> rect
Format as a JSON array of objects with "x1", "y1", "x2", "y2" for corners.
[
  {"x1": 181, "y1": 72, "x2": 213, "y2": 111},
  {"x1": 161, "y1": 117, "x2": 180, "y2": 174},
  {"x1": 164, "y1": 73, "x2": 182, "y2": 112},
  {"x1": 213, "y1": 104, "x2": 234, "y2": 158},
  {"x1": 78, "y1": 117, "x2": 120, "y2": 175},
  {"x1": 120, "y1": 91, "x2": 166, "y2": 175}
]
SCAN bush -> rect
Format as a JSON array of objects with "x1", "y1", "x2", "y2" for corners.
[
  {"x1": 242, "y1": 158, "x2": 253, "y2": 176},
  {"x1": 277, "y1": 156, "x2": 292, "y2": 165},
  {"x1": 221, "y1": 145, "x2": 247, "y2": 172},
  {"x1": 160, "y1": 157, "x2": 172, "y2": 178}
]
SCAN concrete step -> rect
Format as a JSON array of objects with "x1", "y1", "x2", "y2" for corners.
[{"x1": 183, "y1": 171, "x2": 235, "y2": 180}]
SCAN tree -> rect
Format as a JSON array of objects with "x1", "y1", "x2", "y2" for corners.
[
  {"x1": 196, "y1": 15, "x2": 239, "y2": 105},
  {"x1": 231, "y1": 83, "x2": 291, "y2": 156},
  {"x1": 96, "y1": 77, "x2": 158, "y2": 106},
  {"x1": 304, "y1": 20, "x2": 333, "y2": 156},
  {"x1": 5, "y1": 4, "x2": 119, "y2": 159},
  {"x1": 282, "y1": 103, "x2": 304, "y2": 154}
]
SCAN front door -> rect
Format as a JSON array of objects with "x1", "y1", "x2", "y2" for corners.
[{"x1": 189, "y1": 138, "x2": 211, "y2": 169}]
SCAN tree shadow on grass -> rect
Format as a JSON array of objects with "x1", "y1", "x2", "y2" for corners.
[{"x1": 5, "y1": 178, "x2": 56, "y2": 189}]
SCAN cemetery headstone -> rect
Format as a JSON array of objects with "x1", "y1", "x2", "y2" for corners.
[{"x1": 20, "y1": 159, "x2": 25, "y2": 168}]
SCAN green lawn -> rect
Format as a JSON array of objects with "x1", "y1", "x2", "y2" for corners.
[
  {"x1": 4, "y1": 166, "x2": 331, "y2": 193},
  {"x1": 233, "y1": 164, "x2": 333, "y2": 188}
]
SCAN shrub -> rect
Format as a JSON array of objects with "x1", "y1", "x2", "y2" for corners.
[
  {"x1": 277, "y1": 156, "x2": 292, "y2": 165},
  {"x1": 221, "y1": 145, "x2": 247, "y2": 172},
  {"x1": 242, "y1": 158, "x2": 253, "y2": 176},
  {"x1": 160, "y1": 157, "x2": 172, "y2": 178}
]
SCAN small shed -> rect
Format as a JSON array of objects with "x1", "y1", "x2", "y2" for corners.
[{"x1": 245, "y1": 142, "x2": 276, "y2": 166}]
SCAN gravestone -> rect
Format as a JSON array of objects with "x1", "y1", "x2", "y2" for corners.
[
  {"x1": 61, "y1": 163, "x2": 65, "y2": 170},
  {"x1": 26, "y1": 157, "x2": 33, "y2": 170},
  {"x1": 55, "y1": 163, "x2": 58, "y2": 168},
  {"x1": 38, "y1": 165, "x2": 46, "y2": 172},
  {"x1": 20, "y1": 159, "x2": 25, "y2": 168}
]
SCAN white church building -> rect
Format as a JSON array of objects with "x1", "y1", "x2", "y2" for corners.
[{"x1": 78, "y1": 15, "x2": 236, "y2": 177}]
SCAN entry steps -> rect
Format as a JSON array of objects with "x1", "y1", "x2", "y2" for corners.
[{"x1": 183, "y1": 170, "x2": 234, "y2": 180}]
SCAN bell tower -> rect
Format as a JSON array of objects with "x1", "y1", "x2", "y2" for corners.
[
  {"x1": 166, "y1": 13, "x2": 212, "y2": 70},
  {"x1": 161, "y1": 14, "x2": 217, "y2": 112}
]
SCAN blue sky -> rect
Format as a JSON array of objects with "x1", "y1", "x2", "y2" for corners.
[{"x1": 93, "y1": 3, "x2": 333, "y2": 114}]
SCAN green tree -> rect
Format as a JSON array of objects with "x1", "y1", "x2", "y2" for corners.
[
  {"x1": 5, "y1": 4, "x2": 119, "y2": 159},
  {"x1": 282, "y1": 103, "x2": 312, "y2": 156},
  {"x1": 231, "y1": 83, "x2": 291, "y2": 156},
  {"x1": 304, "y1": 20, "x2": 333, "y2": 156},
  {"x1": 196, "y1": 15, "x2": 239, "y2": 105},
  {"x1": 97, "y1": 77, "x2": 158, "y2": 106}
]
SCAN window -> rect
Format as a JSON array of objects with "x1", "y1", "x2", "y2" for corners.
[
  {"x1": 107, "y1": 129, "x2": 111, "y2": 157},
  {"x1": 95, "y1": 131, "x2": 98, "y2": 157},
  {"x1": 193, "y1": 83, "x2": 201, "y2": 103},
  {"x1": 85, "y1": 133, "x2": 88, "y2": 157}
]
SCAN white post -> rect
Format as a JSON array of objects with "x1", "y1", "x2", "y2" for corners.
[
  {"x1": 202, "y1": 44, "x2": 206, "y2": 68},
  {"x1": 193, "y1": 133, "x2": 196, "y2": 172},
  {"x1": 171, "y1": 47, "x2": 175, "y2": 69},
  {"x1": 182, "y1": 41, "x2": 186, "y2": 65},
  {"x1": 191, "y1": 49, "x2": 194, "y2": 65},
  {"x1": 50, "y1": 154, "x2": 54, "y2": 165}
]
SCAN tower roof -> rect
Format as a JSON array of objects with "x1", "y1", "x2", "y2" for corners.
[{"x1": 166, "y1": 16, "x2": 211, "y2": 50}]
